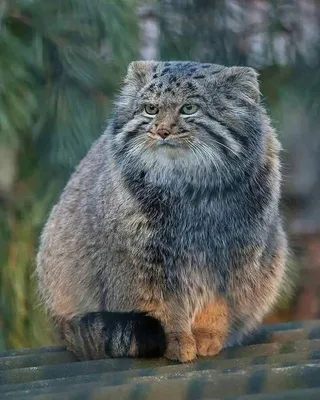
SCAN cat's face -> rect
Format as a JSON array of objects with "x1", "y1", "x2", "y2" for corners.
[{"x1": 111, "y1": 61, "x2": 264, "y2": 189}]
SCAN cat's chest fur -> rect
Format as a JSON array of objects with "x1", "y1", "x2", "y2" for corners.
[{"x1": 127, "y1": 189, "x2": 263, "y2": 276}]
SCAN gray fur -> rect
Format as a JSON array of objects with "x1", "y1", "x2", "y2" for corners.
[{"x1": 36, "y1": 61, "x2": 288, "y2": 360}]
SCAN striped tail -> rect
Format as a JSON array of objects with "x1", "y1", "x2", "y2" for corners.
[{"x1": 59, "y1": 311, "x2": 166, "y2": 360}]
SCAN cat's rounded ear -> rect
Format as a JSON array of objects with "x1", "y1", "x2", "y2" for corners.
[
  {"x1": 125, "y1": 61, "x2": 158, "y2": 89},
  {"x1": 218, "y1": 66, "x2": 260, "y2": 104}
]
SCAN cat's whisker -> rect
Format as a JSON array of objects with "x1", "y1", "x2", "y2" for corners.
[
  {"x1": 211, "y1": 138, "x2": 241, "y2": 158},
  {"x1": 192, "y1": 140, "x2": 221, "y2": 172}
]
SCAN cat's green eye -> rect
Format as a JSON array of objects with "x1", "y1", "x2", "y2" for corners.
[
  {"x1": 180, "y1": 104, "x2": 198, "y2": 115},
  {"x1": 144, "y1": 104, "x2": 159, "y2": 115}
]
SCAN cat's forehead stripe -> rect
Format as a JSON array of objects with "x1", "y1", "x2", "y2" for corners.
[
  {"x1": 148, "y1": 63, "x2": 225, "y2": 92},
  {"x1": 152, "y1": 62, "x2": 225, "y2": 78}
]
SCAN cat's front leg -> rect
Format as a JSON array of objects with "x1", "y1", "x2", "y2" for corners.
[
  {"x1": 148, "y1": 301, "x2": 197, "y2": 363},
  {"x1": 164, "y1": 331, "x2": 197, "y2": 362},
  {"x1": 192, "y1": 296, "x2": 229, "y2": 357}
]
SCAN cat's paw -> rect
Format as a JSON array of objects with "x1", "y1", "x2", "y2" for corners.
[
  {"x1": 193, "y1": 329, "x2": 224, "y2": 357},
  {"x1": 164, "y1": 332, "x2": 197, "y2": 363}
]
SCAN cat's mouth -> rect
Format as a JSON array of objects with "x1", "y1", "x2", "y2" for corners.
[
  {"x1": 155, "y1": 139, "x2": 177, "y2": 147},
  {"x1": 148, "y1": 132, "x2": 190, "y2": 140},
  {"x1": 147, "y1": 133, "x2": 190, "y2": 149}
]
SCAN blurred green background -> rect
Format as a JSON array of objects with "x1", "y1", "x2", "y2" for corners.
[{"x1": 0, "y1": 0, "x2": 319, "y2": 350}]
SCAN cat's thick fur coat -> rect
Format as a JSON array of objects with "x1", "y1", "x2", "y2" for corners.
[{"x1": 37, "y1": 61, "x2": 288, "y2": 362}]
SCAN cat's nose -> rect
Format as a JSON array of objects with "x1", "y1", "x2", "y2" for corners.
[{"x1": 156, "y1": 128, "x2": 171, "y2": 139}]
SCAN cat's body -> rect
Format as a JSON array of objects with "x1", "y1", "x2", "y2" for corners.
[{"x1": 37, "y1": 61, "x2": 288, "y2": 362}]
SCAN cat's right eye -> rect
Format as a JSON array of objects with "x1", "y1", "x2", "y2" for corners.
[{"x1": 144, "y1": 104, "x2": 159, "y2": 116}]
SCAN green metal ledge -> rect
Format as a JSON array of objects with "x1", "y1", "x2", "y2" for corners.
[{"x1": 0, "y1": 320, "x2": 319, "y2": 399}]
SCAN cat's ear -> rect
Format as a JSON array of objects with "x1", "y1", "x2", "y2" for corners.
[
  {"x1": 218, "y1": 67, "x2": 260, "y2": 104},
  {"x1": 125, "y1": 61, "x2": 158, "y2": 89}
]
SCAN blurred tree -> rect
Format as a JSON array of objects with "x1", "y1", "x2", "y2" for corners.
[{"x1": 0, "y1": 0, "x2": 139, "y2": 349}]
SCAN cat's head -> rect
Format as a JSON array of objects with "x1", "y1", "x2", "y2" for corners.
[{"x1": 110, "y1": 61, "x2": 267, "y2": 191}]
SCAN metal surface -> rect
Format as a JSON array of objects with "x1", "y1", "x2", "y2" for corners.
[{"x1": 0, "y1": 320, "x2": 319, "y2": 399}]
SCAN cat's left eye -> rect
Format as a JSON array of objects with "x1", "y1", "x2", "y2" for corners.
[
  {"x1": 144, "y1": 104, "x2": 159, "y2": 116},
  {"x1": 180, "y1": 104, "x2": 198, "y2": 115}
]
